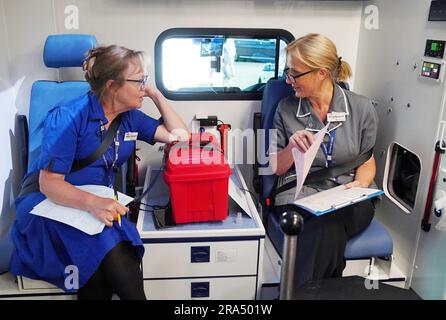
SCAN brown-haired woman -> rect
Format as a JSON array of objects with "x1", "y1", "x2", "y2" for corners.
[
  {"x1": 11, "y1": 45, "x2": 188, "y2": 300},
  {"x1": 269, "y1": 33, "x2": 378, "y2": 290}
]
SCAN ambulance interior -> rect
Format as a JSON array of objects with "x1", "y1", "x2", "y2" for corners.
[{"x1": 0, "y1": 0, "x2": 446, "y2": 300}]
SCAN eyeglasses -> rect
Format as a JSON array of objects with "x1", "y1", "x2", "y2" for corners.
[
  {"x1": 126, "y1": 75, "x2": 148, "y2": 90},
  {"x1": 283, "y1": 67, "x2": 317, "y2": 83}
]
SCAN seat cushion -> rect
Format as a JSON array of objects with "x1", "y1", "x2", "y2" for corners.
[
  {"x1": 344, "y1": 218, "x2": 393, "y2": 259},
  {"x1": 28, "y1": 81, "x2": 90, "y2": 171},
  {"x1": 267, "y1": 213, "x2": 393, "y2": 260}
]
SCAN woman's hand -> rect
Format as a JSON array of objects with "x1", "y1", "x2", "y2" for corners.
[
  {"x1": 345, "y1": 180, "x2": 366, "y2": 189},
  {"x1": 144, "y1": 84, "x2": 161, "y2": 101},
  {"x1": 345, "y1": 156, "x2": 376, "y2": 189},
  {"x1": 288, "y1": 130, "x2": 314, "y2": 153},
  {"x1": 143, "y1": 83, "x2": 190, "y2": 143},
  {"x1": 87, "y1": 196, "x2": 129, "y2": 227}
]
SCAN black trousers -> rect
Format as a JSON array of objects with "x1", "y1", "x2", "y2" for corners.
[
  {"x1": 274, "y1": 199, "x2": 375, "y2": 290},
  {"x1": 77, "y1": 241, "x2": 146, "y2": 300}
]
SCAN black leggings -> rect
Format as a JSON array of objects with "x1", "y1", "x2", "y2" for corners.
[
  {"x1": 77, "y1": 241, "x2": 146, "y2": 300},
  {"x1": 274, "y1": 199, "x2": 375, "y2": 290}
]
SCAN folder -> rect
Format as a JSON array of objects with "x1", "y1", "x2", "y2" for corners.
[
  {"x1": 30, "y1": 185, "x2": 134, "y2": 235},
  {"x1": 292, "y1": 185, "x2": 383, "y2": 216}
]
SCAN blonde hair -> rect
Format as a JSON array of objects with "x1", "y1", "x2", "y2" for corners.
[
  {"x1": 285, "y1": 33, "x2": 352, "y2": 82},
  {"x1": 83, "y1": 45, "x2": 147, "y2": 99}
]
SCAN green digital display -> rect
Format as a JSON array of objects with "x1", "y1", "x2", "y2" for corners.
[
  {"x1": 425, "y1": 39, "x2": 445, "y2": 58},
  {"x1": 432, "y1": 42, "x2": 440, "y2": 52}
]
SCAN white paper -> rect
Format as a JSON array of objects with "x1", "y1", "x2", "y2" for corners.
[
  {"x1": 30, "y1": 185, "x2": 134, "y2": 235},
  {"x1": 291, "y1": 124, "x2": 328, "y2": 200},
  {"x1": 228, "y1": 175, "x2": 252, "y2": 218},
  {"x1": 293, "y1": 185, "x2": 383, "y2": 215}
]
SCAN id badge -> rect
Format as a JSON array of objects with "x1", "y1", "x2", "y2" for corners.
[
  {"x1": 327, "y1": 112, "x2": 346, "y2": 122},
  {"x1": 124, "y1": 132, "x2": 138, "y2": 141}
]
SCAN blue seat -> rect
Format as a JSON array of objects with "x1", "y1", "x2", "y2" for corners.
[
  {"x1": 0, "y1": 35, "x2": 98, "y2": 274},
  {"x1": 27, "y1": 34, "x2": 97, "y2": 171},
  {"x1": 257, "y1": 78, "x2": 393, "y2": 260}
]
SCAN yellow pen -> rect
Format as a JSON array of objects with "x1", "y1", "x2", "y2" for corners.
[{"x1": 114, "y1": 191, "x2": 121, "y2": 227}]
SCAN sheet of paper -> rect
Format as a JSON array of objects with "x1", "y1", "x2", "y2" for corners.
[
  {"x1": 30, "y1": 185, "x2": 134, "y2": 235},
  {"x1": 291, "y1": 124, "x2": 328, "y2": 200},
  {"x1": 293, "y1": 185, "x2": 383, "y2": 215},
  {"x1": 228, "y1": 175, "x2": 252, "y2": 218}
]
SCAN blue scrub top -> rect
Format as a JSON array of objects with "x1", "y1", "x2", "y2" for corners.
[
  {"x1": 28, "y1": 91, "x2": 159, "y2": 185},
  {"x1": 11, "y1": 91, "x2": 160, "y2": 290}
]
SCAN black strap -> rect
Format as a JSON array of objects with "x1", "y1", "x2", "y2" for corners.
[
  {"x1": 269, "y1": 149, "x2": 373, "y2": 203},
  {"x1": 70, "y1": 114, "x2": 122, "y2": 173},
  {"x1": 18, "y1": 114, "x2": 122, "y2": 197}
]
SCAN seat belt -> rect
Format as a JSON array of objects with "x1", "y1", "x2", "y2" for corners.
[
  {"x1": 18, "y1": 114, "x2": 122, "y2": 197},
  {"x1": 266, "y1": 148, "x2": 373, "y2": 207},
  {"x1": 70, "y1": 114, "x2": 122, "y2": 172}
]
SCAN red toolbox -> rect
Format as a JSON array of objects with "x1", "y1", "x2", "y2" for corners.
[{"x1": 163, "y1": 133, "x2": 232, "y2": 224}]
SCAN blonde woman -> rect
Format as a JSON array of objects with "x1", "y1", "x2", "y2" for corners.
[
  {"x1": 269, "y1": 34, "x2": 378, "y2": 289},
  {"x1": 11, "y1": 45, "x2": 188, "y2": 299}
]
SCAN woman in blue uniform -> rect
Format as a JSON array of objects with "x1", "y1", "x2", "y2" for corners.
[
  {"x1": 269, "y1": 34, "x2": 379, "y2": 290},
  {"x1": 10, "y1": 45, "x2": 189, "y2": 299}
]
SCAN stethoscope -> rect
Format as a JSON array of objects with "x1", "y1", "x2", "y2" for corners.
[
  {"x1": 99, "y1": 120, "x2": 120, "y2": 189},
  {"x1": 296, "y1": 85, "x2": 350, "y2": 167}
]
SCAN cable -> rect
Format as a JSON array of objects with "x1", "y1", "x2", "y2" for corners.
[
  {"x1": 238, "y1": 187, "x2": 262, "y2": 212},
  {"x1": 132, "y1": 156, "x2": 166, "y2": 204},
  {"x1": 138, "y1": 202, "x2": 168, "y2": 210}
]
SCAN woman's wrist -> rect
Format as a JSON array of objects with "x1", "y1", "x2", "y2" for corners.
[{"x1": 84, "y1": 193, "x2": 98, "y2": 213}]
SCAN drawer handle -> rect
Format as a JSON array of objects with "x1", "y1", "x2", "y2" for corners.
[
  {"x1": 191, "y1": 246, "x2": 210, "y2": 263},
  {"x1": 191, "y1": 282, "x2": 210, "y2": 298}
]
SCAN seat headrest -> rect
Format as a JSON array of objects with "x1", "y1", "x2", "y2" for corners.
[{"x1": 43, "y1": 34, "x2": 98, "y2": 68}]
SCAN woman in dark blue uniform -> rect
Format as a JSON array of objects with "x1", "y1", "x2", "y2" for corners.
[{"x1": 10, "y1": 45, "x2": 189, "y2": 299}]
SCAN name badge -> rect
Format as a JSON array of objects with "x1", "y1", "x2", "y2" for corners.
[
  {"x1": 124, "y1": 132, "x2": 138, "y2": 141},
  {"x1": 327, "y1": 112, "x2": 346, "y2": 122}
]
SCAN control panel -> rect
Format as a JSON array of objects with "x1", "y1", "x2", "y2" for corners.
[{"x1": 420, "y1": 39, "x2": 445, "y2": 83}]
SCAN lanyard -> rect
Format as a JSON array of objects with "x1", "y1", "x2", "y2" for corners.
[
  {"x1": 99, "y1": 121, "x2": 120, "y2": 188},
  {"x1": 321, "y1": 129, "x2": 336, "y2": 168}
]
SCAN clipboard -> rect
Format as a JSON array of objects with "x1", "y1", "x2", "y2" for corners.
[{"x1": 292, "y1": 185, "x2": 383, "y2": 216}]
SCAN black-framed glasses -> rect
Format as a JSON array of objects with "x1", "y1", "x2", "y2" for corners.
[
  {"x1": 283, "y1": 67, "x2": 317, "y2": 82},
  {"x1": 126, "y1": 75, "x2": 148, "y2": 90}
]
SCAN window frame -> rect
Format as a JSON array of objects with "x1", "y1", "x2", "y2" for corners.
[
  {"x1": 154, "y1": 28, "x2": 295, "y2": 101},
  {"x1": 384, "y1": 143, "x2": 421, "y2": 214}
]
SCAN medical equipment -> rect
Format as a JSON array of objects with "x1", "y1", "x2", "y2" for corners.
[{"x1": 163, "y1": 133, "x2": 232, "y2": 223}]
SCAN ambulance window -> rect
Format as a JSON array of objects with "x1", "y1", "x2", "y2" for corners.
[
  {"x1": 155, "y1": 28, "x2": 294, "y2": 100},
  {"x1": 386, "y1": 143, "x2": 421, "y2": 213}
]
